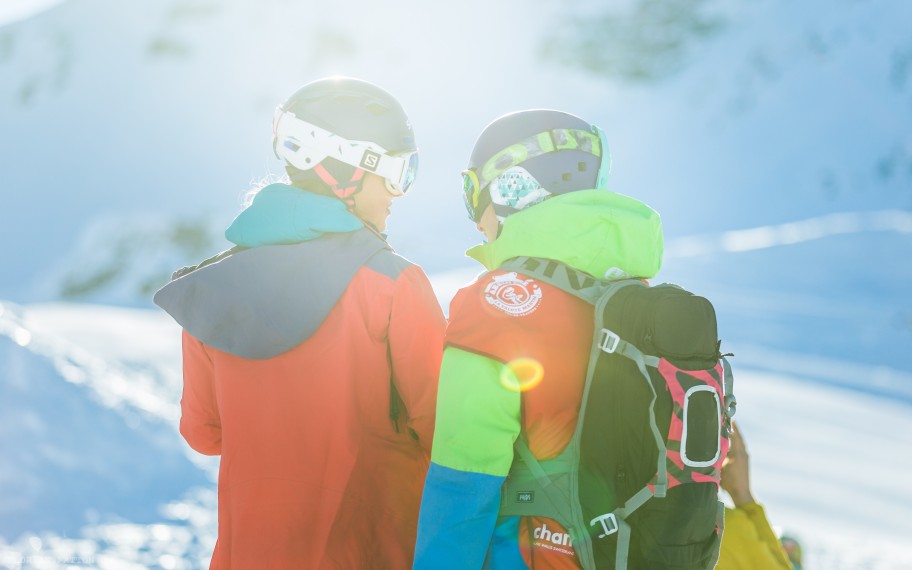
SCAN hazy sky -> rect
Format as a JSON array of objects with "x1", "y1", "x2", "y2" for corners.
[{"x1": 0, "y1": 0, "x2": 62, "y2": 27}]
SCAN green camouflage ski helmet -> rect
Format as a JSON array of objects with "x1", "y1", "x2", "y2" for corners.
[{"x1": 462, "y1": 109, "x2": 610, "y2": 222}]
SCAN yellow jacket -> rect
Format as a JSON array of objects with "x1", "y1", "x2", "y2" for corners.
[{"x1": 717, "y1": 503, "x2": 793, "y2": 570}]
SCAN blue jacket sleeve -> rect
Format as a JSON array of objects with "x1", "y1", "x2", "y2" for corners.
[
  {"x1": 412, "y1": 347, "x2": 522, "y2": 569},
  {"x1": 414, "y1": 463, "x2": 507, "y2": 569},
  {"x1": 484, "y1": 516, "x2": 528, "y2": 569}
]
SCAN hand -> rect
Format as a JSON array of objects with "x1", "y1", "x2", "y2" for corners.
[{"x1": 721, "y1": 421, "x2": 756, "y2": 507}]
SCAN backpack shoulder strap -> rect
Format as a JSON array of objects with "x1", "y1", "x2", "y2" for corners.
[
  {"x1": 498, "y1": 256, "x2": 606, "y2": 305},
  {"x1": 496, "y1": 256, "x2": 651, "y2": 570}
]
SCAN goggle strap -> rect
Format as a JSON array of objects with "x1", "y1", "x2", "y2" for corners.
[
  {"x1": 276, "y1": 111, "x2": 415, "y2": 192},
  {"x1": 477, "y1": 128, "x2": 602, "y2": 190}
]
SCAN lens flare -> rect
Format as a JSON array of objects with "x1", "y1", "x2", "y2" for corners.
[{"x1": 500, "y1": 358, "x2": 544, "y2": 392}]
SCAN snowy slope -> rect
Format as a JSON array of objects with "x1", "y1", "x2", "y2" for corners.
[
  {"x1": 0, "y1": 300, "x2": 217, "y2": 569},
  {"x1": 732, "y1": 369, "x2": 912, "y2": 570}
]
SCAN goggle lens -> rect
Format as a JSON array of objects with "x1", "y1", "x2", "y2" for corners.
[
  {"x1": 383, "y1": 152, "x2": 419, "y2": 196},
  {"x1": 401, "y1": 152, "x2": 418, "y2": 194}
]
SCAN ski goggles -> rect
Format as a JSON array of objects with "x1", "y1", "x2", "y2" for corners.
[
  {"x1": 461, "y1": 127, "x2": 609, "y2": 221},
  {"x1": 274, "y1": 108, "x2": 419, "y2": 196},
  {"x1": 377, "y1": 150, "x2": 418, "y2": 196},
  {"x1": 462, "y1": 168, "x2": 489, "y2": 223}
]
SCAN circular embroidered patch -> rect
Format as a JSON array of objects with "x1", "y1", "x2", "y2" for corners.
[{"x1": 484, "y1": 272, "x2": 543, "y2": 317}]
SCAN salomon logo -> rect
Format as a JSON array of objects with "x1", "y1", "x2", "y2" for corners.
[
  {"x1": 360, "y1": 150, "x2": 381, "y2": 171},
  {"x1": 516, "y1": 491, "x2": 534, "y2": 503}
]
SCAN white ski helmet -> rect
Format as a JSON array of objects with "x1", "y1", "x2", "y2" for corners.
[{"x1": 273, "y1": 77, "x2": 419, "y2": 201}]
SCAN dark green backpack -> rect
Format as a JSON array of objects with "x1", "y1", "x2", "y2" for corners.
[{"x1": 498, "y1": 256, "x2": 736, "y2": 570}]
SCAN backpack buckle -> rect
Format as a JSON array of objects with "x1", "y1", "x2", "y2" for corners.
[
  {"x1": 598, "y1": 329, "x2": 621, "y2": 354},
  {"x1": 590, "y1": 512, "x2": 619, "y2": 538}
]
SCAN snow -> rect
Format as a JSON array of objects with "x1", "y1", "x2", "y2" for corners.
[
  {"x1": 733, "y1": 369, "x2": 912, "y2": 568},
  {"x1": 666, "y1": 210, "x2": 912, "y2": 258},
  {"x1": 0, "y1": 300, "x2": 218, "y2": 569}
]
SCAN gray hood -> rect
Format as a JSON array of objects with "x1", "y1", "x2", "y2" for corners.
[{"x1": 153, "y1": 228, "x2": 388, "y2": 359}]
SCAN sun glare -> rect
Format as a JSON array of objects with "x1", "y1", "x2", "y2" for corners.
[{"x1": 500, "y1": 357, "x2": 544, "y2": 393}]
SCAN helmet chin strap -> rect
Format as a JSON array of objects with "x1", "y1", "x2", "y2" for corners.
[
  {"x1": 313, "y1": 163, "x2": 365, "y2": 209},
  {"x1": 313, "y1": 163, "x2": 389, "y2": 238}
]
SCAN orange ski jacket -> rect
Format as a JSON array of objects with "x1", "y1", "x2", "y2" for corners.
[{"x1": 155, "y1": 187, "x2": 446, "y2": 569}]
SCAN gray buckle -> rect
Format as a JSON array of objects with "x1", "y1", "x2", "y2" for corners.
[
  {"x1": 598, "y1": 328, "x2": 620, "y2": 354},
  {"x1": 590, "y1": 513, "x2": 619, "y2": 538}
]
